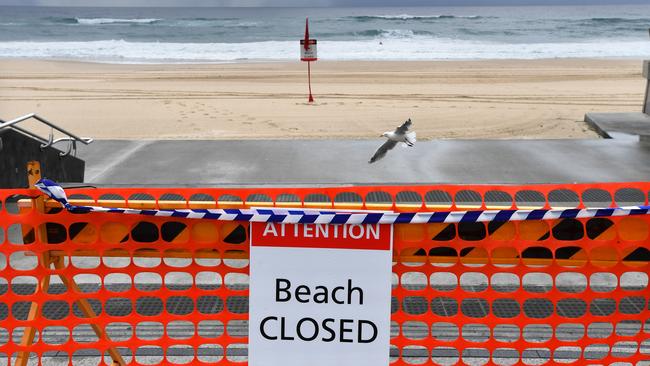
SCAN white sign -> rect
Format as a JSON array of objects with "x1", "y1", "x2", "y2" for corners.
[
  {"x1": 300, "y1": 39, "x2": 317, "y2": 61},
  {"x1": 249, "y1": 222, "x2": 393, "y2": 366}
]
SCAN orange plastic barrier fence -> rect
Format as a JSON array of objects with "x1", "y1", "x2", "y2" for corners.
[{"x1": 0, "y1": 182, "x2": 649, "y2": 365}]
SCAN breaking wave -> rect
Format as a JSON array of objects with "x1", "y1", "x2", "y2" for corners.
[
  {"x1": 583, "y1": 17, "x2": 650, "y2": 24},
  {"x1": 1, "y1": 38, "x2": 649, "y2": 63},
  {"x1": 75, "y1": 18, "x2": 162, "y2": 25},
  {"x1": 48, "y1": 17, "x2": 162, "y2": 25},
  {"x1": 346, "y1": 14, "x2": 485, "y2": 21}
]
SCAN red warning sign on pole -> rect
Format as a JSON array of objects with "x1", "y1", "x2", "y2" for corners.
[
  {"x1": 300, "y1": 39, "x2": 317, "y2": 61},
  {"x1": 300, "y1": 17, "x2": 316, "y2": 102}
]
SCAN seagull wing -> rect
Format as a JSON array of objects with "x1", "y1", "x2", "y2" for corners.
[
  {"x1": 395, "y1": 118, "x2": 412, "y2": 135},
  {"x1": 369, "y1": 139, "x2": 398, "y2": 164}
]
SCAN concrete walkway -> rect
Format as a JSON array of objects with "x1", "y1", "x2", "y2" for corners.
[
  {"x1": 584, "y1": 112, "x2": 650, "y2": 139},
  {"x1": 76, "y1": 138, "x2": 650, "y2": 186}
]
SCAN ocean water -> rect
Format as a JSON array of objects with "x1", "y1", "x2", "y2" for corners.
[{"x1": 0, "y1": 5, "x2": 649, "y2": 63}]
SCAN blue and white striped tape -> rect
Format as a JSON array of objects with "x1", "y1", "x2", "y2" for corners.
[{"x1": 35, "y1": 179, "x2": 650, "y2": 224}]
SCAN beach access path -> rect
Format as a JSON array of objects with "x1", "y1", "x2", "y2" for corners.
[{"x1": 77, "y1": 138, "x2": 650, "y2": 186}]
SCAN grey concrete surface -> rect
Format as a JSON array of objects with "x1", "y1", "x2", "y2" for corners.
[
  {"x1": 584, "y1": 112, "x2": 650, "y2": 139},
  {"x1": 75, "y1": 138, "x2": 650, "y2": 186}
]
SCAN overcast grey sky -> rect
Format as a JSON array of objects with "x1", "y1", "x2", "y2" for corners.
[{"x1": 1, "y1": 0, "x2": 648, "y2": 6}]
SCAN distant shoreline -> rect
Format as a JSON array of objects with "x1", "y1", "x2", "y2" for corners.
[{"x1": 0, "y1": 56, "x2": 647, "y2": 65}]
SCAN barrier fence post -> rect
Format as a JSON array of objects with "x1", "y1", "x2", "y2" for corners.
[
  {"x1": 16, "y1": 161, "x2": 52, "y2": 366},
  {"x1": 15, "y1": 161, "x2": 126, "y2": 366}
]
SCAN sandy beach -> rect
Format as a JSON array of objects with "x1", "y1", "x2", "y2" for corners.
[{"x1": 0, "y1": 58, "x2": 645, "y2": 140}]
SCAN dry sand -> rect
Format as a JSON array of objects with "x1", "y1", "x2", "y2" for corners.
[{"x1": 0, "y1": 59, "x2": 645, "y2": 140}]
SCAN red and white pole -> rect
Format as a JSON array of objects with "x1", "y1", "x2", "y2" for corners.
[
  {"x1": 307, "y1": 61, "x2": 314, "y2": 103},
  {"x1": 301, "y1": 17, "x2": 317, "y2": 103}
]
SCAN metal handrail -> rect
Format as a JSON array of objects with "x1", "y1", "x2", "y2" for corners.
[{"x1": 0, "y1": 113, "x2": 93, "y2": 157}]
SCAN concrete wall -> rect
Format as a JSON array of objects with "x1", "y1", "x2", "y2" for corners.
[{"x1": 0, "y1": 129, "x2": 85, "y2": 188}]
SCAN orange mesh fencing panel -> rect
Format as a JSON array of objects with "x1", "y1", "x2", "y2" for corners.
[{"x1": 0, "y1": 183, "x2": 649, "y2": 365}]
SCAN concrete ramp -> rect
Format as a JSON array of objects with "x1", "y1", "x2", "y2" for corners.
[
  {"x1": 584, "y1": 112, "x2": 650, "y2": 139},
  {"x1": 76, "y1": 138, "x2": 650, "y2": 186},
  {"x1": 584, "y1": 60, "x2": 650, "y2": 140}
]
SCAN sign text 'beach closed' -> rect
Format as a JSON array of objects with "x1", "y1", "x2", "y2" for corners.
[{"x1": 248, "y1": 222, "x2": 393, "y2": 366}]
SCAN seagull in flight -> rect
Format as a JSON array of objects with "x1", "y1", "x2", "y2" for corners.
[{"x1": 369, "y1": 118, "x2": 416, "y2": 164}]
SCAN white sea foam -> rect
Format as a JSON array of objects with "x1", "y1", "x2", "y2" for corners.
[
  {"x1": 349, "y1": 14, "x2": 484, "y2": 20},
  {"x1": 75, "y1": 18, "x2": 162, "y2": 25},
  {"x1": 0, "y1": 38, "x2": 648, "y2": 63},
  {"x1": 377, "y1": 29, "x2": 418, "y2": 38},
  {"x1": 375, "y1": 14, "x2": 481, "y2": 19}
]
